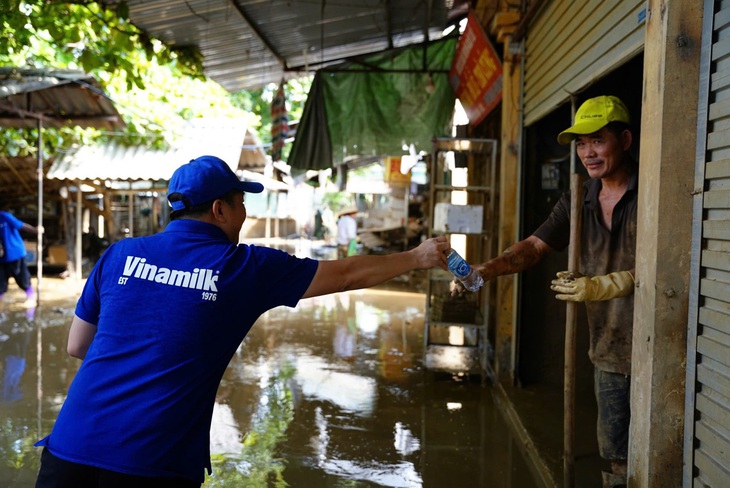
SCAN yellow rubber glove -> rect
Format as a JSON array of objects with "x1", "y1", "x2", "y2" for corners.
[{"x1": 550, "y1": 271, "x2": 635, "y2": 302}]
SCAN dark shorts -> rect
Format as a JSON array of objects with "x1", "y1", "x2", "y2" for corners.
[
  {"x1": 594, "y1": 368, "x2": 631, "y2": 461},
  {"x1": 0, "y1": 258, "x2": 31, "y2": 294},
  {"x1": 36, "y1": 448, "x2": 200, "y2": 488}
]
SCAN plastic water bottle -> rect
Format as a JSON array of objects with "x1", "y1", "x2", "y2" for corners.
[{"x1": 447, "y1": 249, "x2": 484, "y2": 292}]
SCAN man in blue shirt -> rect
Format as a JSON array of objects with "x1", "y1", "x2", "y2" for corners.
[
  {"x1": 35, "y1": 155, "x2": 450, "y2": 488},
  {"x1": 0, "y1": 209, "x2": 40, "y2": 303}
]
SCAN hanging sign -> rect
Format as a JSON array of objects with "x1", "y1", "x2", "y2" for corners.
[
  {"x1": 386, "y1": 157, "x2": 411, "y2": 187},
  {"x1": 449, "y1": 11, "x2": 503, "y2": 126}
]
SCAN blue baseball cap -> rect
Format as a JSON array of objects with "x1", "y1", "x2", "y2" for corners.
[{"x1": 168, "y1": 155, "x2": 264, "y2": 211}]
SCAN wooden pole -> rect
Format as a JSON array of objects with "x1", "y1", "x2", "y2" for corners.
[
  {"x1": 564, "y1": 95, "x2": 582, "y2": 488},
  {"x1": 75, "y1": 182, "x2": 82, "y2": 279},
  {"x1": 36, "y1": 119, "x2": 43, "y2": 306},
  {"x1": 564, "y1": 172, "x2": 583, "y2": 488}
]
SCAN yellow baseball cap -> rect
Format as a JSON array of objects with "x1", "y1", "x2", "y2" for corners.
[{"x1": 557, "y1": 96, "x2": 631, "y2": 145}]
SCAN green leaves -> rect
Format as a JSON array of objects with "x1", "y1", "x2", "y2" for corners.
[
  {"x1": 0, "y1": 1, "x2": 310, "y2": 166},
  {"x1": 1, "y1": 1, "x2": 205, "y2": 92}
]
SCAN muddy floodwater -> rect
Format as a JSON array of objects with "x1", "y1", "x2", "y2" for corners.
[{"x1": 1, "y1": 273, "x2": 540, "y2": 488}]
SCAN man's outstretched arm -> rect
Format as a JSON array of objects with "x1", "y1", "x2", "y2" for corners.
[
  {"x1": 303, "y1": 236, "x2": 450, "y2": 299},
  {"x1": 452, "y1": 235, "x2": 555, "y2": 295},
  {"x1": 476, "y1": 235, "x2": 554, "y2": 280}
]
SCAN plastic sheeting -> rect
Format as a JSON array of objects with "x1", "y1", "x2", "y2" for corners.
[
  {"x1": 289, "y1": 36, "x2": 458, "y2": 171},
  {"x1": 288, "y1": 75, "x2": 333, "y2": 171}
]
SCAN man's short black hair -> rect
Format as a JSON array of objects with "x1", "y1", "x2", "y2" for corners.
[
  {"x1": 604, "y1": 121, "x2": 632, "y2": 138},
  {"x1": 169, "y1": 189, "x2": 241, "y2": 221}
]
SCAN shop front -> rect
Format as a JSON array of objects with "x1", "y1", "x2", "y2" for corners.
[{"x1": 485, "y1": 1, "x2": 706, "y2": 486}]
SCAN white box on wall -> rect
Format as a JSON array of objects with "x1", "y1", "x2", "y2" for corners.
[{"x1": 433, "y1": 203, "x2": 483, "y2": 234}]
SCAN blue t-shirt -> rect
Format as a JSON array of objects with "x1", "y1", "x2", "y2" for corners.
[
  {"x1": 36, "y1": 220, "x2": 318, "y2": 482},
  {"x1": 0, "y1": 211, "x2": 27, "y2": 263}
]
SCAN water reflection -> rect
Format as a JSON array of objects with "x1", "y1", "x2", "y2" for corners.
[
  {"x1": 2, "y1": 320, "x2": 32, "y2": 403},
  {"x1": 296, "y1": 355, "x2": 376, "y2": 416},
  {"x1": 309, "y1": 406, "x2": 423, "y2": 488},
  {"x1": 1, "y1": 282, "x2": 538, "y2": 488},
  {"x1": 394, "y1": 422, "x2": 420, "y2": 456},
  {"x1": 0, "y1": 300, "x2": 41, "y2": 487}
]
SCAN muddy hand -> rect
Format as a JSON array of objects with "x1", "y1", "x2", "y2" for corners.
[
  {"x1": 551, "y1": 270, "x2": 634, "y2": 302},
  {"x1": 555, "y1": 270, "x2": 577, "y2": 282},
  {"x1": 450, "y1": 278, "x2": 467, "y2": 297},
  {"x1": 451, "y1": 262, "x2": 485, "y2": 296}
]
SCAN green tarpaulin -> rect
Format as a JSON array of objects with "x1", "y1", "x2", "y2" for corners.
[{"x1": 288, "y1": 36, "x2": 458, "y2": 171}]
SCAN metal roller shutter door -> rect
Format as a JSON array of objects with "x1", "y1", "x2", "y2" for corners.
[
  {"x1": 685, "y1": 1, "x2": 730, "y2": 486},
  {"x1": 523, "y1": 0, "x2": 645, "y2": 125}
]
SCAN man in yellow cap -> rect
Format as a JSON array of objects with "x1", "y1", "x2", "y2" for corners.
[{"x1": 454, "y1": 95, "x2": 636, "y2": 488}]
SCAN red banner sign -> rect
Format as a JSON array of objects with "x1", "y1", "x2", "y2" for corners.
[
  {"x1": 449, "y1": 12, "x2": 503, "y2": 126},
  {"x1": 386, "y1": 157, "x2": 411, "y2": 187}
]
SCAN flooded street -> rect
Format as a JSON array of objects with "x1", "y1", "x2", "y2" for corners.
[{"x1": 1, "y1": 268, "x2": 540, "y2": 487}]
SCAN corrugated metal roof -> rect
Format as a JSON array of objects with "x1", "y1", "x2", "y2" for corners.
[
  {"x1": 48, "y1": 144, "x2": 184, "y2": 182},
  {"x1": 47, "y1": 118, "x2": 268, "y2": 183},
  {"x1": 47, "y1": 144, "x2": 284, "y2": 191},
  {"x1": 101, "y1": 0, "x2": 468, "y2": 91},
  {"x1": 0, "y1": 67, "x2": 124, "y2": 130}
]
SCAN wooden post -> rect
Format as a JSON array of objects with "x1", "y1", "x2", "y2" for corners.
[
  {"x1": 75, "y1": 181, "x2": 83, "y2": 279},
  {"x1": 36, "y1": 119, "x2": 43, "y2": 305},
  {"x1": 630, "y1": 0, "x2": 702, "y2": 485},
  {"x1": 564, "y1": 172, "x2": 583, "y2": 488},
  {"x1": 494, "y1": 38, "x2": 523, "y2": 382},
  {"x1": 563, "y1": 93, "x2": 582, "y2": 488}
]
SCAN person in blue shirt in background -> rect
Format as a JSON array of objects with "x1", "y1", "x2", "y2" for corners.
[
  {"x1": 0, "y1": 209, "x2": 41, "y2": 304},
  {"x1": 34, "y1": 155, "x2": 450, "y2": 488}
]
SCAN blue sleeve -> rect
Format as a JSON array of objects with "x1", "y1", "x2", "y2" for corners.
[
  {"x1": 3, "y1": 212, "x2": 24, "y2": 231},
  {"x1": 74, "y1": 243, "x2": 114, "y2": 324},
  {"x1": 246, "y1": 245, "x2": 319, "y2": 309}
]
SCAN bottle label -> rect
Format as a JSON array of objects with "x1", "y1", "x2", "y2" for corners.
[{"x1": 447, "y1": 252, "x2": 470, "y2": 278}]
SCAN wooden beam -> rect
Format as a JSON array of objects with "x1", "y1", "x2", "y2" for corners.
[
  {"x1": 66, "y1": 184, "x2": 118, "y2": 239},
  {"x1": 80, "y1": 197, "x2": 112, "y2": 221},
  {"x1": 0, "y1": 115, "x2": 119, "y2": 123},
  {"x1": 0, "y1": 155, "x2": 35, "y2": 194},
  {"x1": 629, "y1": 0, "x2": 704, "y2": 485},
  {"x1": 490, "y1": 10, "x2": 520, "y2": 43},
  {"x1": 493, "y1": 38, "x2": 523, "y2": 382}
]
